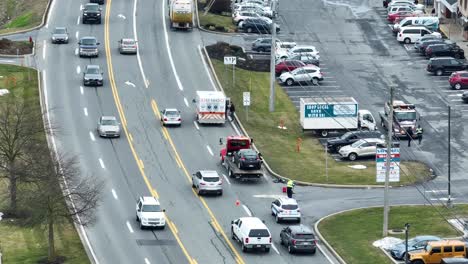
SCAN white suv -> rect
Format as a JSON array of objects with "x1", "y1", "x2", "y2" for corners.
[
  {"x1": 271, "y1": 197, "x2": 301, "y2": 223},
  {"x1": 277, "y1": 45, "x2": 320, "y2": 60},
  {"x1": 339, "y1": 138, "x2": 385, "y2": 161},
  {"x1": 231, "y1": 217, "x2": 272, "y2": 252},
  {"x1": 135, "y1": 196, "x2": 166, "y2": 229},
  {"x1": 279, "y1": 65, "x2": 323, "y2": 86}
]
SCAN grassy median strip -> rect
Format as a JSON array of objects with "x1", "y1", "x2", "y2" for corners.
[
  {"x1": 210, "y1": 59, "x2": 431, "y2": 185},
  {"x1": 0, "y1": 65, "x2": 89, "y2": 264},
  {"x1": 198, "y1": 12, "x2": 237, "y2": 32},
  {"x1": 318, "y1": 205, "x2": 468, "y2": 264},
  {"x1": 0, "y1": 0, "x2": 49, "y2": 34}
]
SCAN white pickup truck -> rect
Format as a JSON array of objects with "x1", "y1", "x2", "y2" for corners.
[{"x1": 231, "y1": 217, "x2": 272, "y2": 252}]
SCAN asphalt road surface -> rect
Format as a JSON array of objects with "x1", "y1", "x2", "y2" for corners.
[{"x1": 25, "y1": 0, "x2": 468, "y2": 263}]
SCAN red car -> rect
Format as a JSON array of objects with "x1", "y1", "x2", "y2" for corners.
[
  {"x1": 449, "y1": 71, "x2": 468, "y2": 90},
  {"x1": 387, "y1": 11, "x2": 413, "y2": 23},
  {"x1": 275, "y1": 60, "x2": 306, "y2": 75}
]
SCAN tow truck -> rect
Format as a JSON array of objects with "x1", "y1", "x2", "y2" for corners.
[
  {"x1": 379, "y1": 100, "x2": 419, "y2": 138},
  {"x1": 220, "y1": 135, "x2": 264, "y2": 180}
]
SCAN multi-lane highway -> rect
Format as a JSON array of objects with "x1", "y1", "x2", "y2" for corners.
[{"x1": 21, "y1": 0, "x2": 468, "y2": 263}]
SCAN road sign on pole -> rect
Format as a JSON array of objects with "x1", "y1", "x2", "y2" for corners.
[
  {"x1": 243, "y1": 92, "x2": 251, "y2": 106},
  {"x1": 376, "y1": 144, "x2": 400, "y2": 183},
  {"x1": 224, "y1": 56, "x2": 237, "y2": 65}
]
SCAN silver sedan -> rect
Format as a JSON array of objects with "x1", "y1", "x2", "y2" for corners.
[
  {"x1": 97, "y1": 116, "x2": 121, "y2": 138},
  {"x1": 118, "y1": 38, "x2": 137, "y2": 54},
  {"x1": 160, "y1": 108, "x2": 181, "y2": 126}
]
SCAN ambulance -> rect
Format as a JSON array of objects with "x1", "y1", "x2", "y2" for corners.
[{"x1": 195, "y1": 91, "x2": 227, "y2": 124}]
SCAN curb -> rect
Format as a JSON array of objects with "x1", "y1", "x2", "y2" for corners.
[
  {"x1": 313, "y1": 203, "x2": 468, "y2": 264},
  {"x1": 201, "y1": 46, "x2": 393, "y2": 189},
  {"x1": 0, "y1": 0, "x2": 52, "y2": 37}
]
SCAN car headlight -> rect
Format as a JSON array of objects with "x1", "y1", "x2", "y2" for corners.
[
  {"x1": 64, "y1": 36, "x2": 69, "y2": 40},
  {"x1": 52, "y1": 36, "x2": 56, "y2": 40},
  {"x1": 97, "y1": 13, "x2": 101, "y2": 16},
  {"x1": 84, "y1": 13, "x2": 88, "y2": 16}
]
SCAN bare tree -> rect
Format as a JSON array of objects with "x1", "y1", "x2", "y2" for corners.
[
  {"x1": 0, "y1": 94, "x2": 51, "y2": 213},
  {"x1": 26, "y1": 148, "x2": 103, "y2": 263}
]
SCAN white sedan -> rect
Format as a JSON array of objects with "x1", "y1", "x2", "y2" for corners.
[{"x1": 160, "y1": 108, "x2": 181, "y2": 126}]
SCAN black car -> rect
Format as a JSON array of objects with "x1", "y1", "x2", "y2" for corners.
[
  {"x1": 78, "y1": 37, "x2": 100, "y2": 58},
  {"x1": 326, "y1": 131, "x2": 383, "y2": 153},
  {"x1": 417, "y1": 39, "x2": 454, "y2": 54},
  {"x1": 462, "y1": 91, "x2": 468, "y2": 103},
  {"x1": 242, "y1": 18, "x2": 279, "y2": 34},
  {"x1": 251, "y1": 37, "x2": 272, "y2": 52},
  {"x1": 427, "y1": 57, "x2": 468, "y2": 76},
  {"x1": 288, "y1": 53, "x2": 320, "y2": 67},
  {"x1": 82, "y1": 3, "x2": 102, "y2": 24},
  {"x1": 425, "y1": 44, "x2": 464, "y2": 59},
  {"x1": 280, "y1": 225, "x2": 317, "y2": 254},
  {"x1": 233, "y1": 149, "x2": 262, "y2": 170},
  {"x1": 90, "y1": 0, "x2": 105, "y2": 4}
]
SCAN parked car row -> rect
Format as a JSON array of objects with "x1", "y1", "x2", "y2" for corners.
[{"x1": 231, "y1": 0, "x2": 280, "y2": 34}]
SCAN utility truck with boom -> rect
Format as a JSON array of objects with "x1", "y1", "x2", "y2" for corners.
[
  {"x1": 169, "y1": 0, "x2": 193, "y2": 30},
  {"x1": 379, "y1": 100, "x2": 419, "y2": 138},
  {"x1": 299, "y1": 97, "x2": 377, "y2": 137},
  {"x1": 220, "y1": 136, "x2": 264, "y2": 180}
]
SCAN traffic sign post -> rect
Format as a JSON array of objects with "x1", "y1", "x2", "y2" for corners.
[
  {"x1": 224, "y1": 56, "x2": 237, "y2": 90},
  {"x1": 243, "y1": 92, "x2": 250, "y2": 121}
]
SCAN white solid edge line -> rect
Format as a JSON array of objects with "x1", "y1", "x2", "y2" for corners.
[
  {"x1": 42, "y1": 40, "x2": 46, "y2": 60},
  {"x1": 222, "y1": 174, "x2": 231, "y2": 185},
  {"x1": 99, "y1": 158, "x2": 106, "y2": 169},
  {"x1": 242, "y1": 204, "x2": 252, "y2": 216},
  {"x1": 162, "y1": 0, "x2": 184, "y2": 91},
  {"x1": 144, "y1": 258, "x2": 151, "y2": 264},
  {"x1": 183, "y1": 97, "x2": 189, "y2": 107},
  {"x1": 89, "y1": 131, "x2": 95, "y2": 141},
  {"x1": 111, "y1": 189, "x2": 118, "y2": 200},
  {"x1": 206, "y1": 145, "x2": 214, "y2": 156},
  {"x1": 198, "y1": 44, "x2": 217, "y2": 91},
  {"x1": 193, "y1": 121, "x2": 199, "y2": 130},
  {"x1": 316, "y1": 244, "x2": 338, "y2": 264},
  {"x1": 83, "y1": 107, "x2": 88, "y2": 116},
  {"x1": 133, "y1": 0, "x2": 149, "y2": 88},
  {"x1": 41, "y1": 71, "x2": 100, "y2": 263},
  {"x1": 80, "y1": 86, "x2": 84, "y2": 94},
  {"x1": 77, "y1": 16, "x2": 80, "y2": 25},
  {"x1": 126, "y1": 221, "x2": 134, "y2": 233},
  {"x1": 271, "y1": 243, "x2": 280, "y2": 255}
]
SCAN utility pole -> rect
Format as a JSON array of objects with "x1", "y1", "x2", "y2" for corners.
[
  {"x1": 405, "y1": 223, "x2": 410, "y2": 264},
  {"x1": 383, "y1": 85, "x2": 395, "y2": 237},
  {"x1": 448, "y1": 106, "x2": 452, "y2": 207},
  {"x1": 269, "y1": 11, "x2": 277, "y2": 112}
]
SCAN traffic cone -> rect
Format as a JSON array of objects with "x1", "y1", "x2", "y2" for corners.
[{"x1": 235, "y1": 200, "x2": 240, "y2": 206}]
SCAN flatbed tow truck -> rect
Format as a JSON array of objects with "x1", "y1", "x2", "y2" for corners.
[{"x1": 220, "y1": 135, "x2": 263, "y2": 180}]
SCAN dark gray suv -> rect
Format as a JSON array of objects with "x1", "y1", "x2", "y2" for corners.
[
  {"x1": 280, "y1": 225, "x2": 317, "y2": 254},
  {"x1": 326, "y1": 131, "x2": 383, "y2": 153},
  {"x1": 252, "y1": 37, "x2": 272, "y2": 52}
]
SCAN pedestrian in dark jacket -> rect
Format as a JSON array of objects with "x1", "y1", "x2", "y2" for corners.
[
  {"x1": 229, "y1": 103, "x2": 236, "y2": 119},
  {"x1": 407, "y1": 128, "x2": 414, "y2": 147}
]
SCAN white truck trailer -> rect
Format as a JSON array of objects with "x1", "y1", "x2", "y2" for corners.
[
  {"x1": 299, "y1": 97, "x2": 377, "y2": 137},
  {"x1": 195, "y1": 91, "x2": 227, "y2": 124}
]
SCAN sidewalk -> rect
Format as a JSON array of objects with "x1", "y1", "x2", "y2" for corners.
[{"x1": 439, "y1": 20, "x2": 468, "y2": 55}]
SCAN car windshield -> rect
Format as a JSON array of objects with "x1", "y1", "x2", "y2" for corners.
[
  {"x1": 101, "y1": 119, "x2": 117, "y2": 126},
  {"x1": 395, "y1": 111, "x2": 416, "y2": 121},
  {"x1": 86, "y1": 5, "x2": 99, "y2": 11},
  {"x1": 340, "y1": 132, "x2": 353, "y2": 139},
  {"x1": 407, "y1": 238, "x2": 420, "y2": 246},
  {"x1": 165, "y1": 110, "x2": 179, "y2": 116},
  {"x1": 87, "y1": 68, "x2": 100, "y2": 74},
  {"x1": 351, "y1": 140, "x2": 364, "y2": 148},
  {"x1": 293, "y1": 233, "x2": 315, "y2": 239},
  {"x1": 282, "y1": 204, "x2": 298, "y2": 210},
  {"x1": 54, "y1": 28, "x2": 66, "y2": 34},
  {"x1": 142, "y1": 204, "x2": 162, "y2": 212},
  {"x1": 203, "y1": 176, "x2": 219, "y2": 182},
  {"x1": 81, "y1": 38, "x2": 96, "y2": 45},
  {"x1": 123, "y1": 40, "x2": 135, "y2": 45},
  {"x1": 249, "y1": 229, "x2": 270, "y2": 237},
  {"x1": 241, "y1": 150, "x2": 257, "y2": 158}
]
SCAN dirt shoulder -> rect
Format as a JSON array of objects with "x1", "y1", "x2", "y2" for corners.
[{"x1": 0, "y1": 38, "x2": 33, "y2": 55}]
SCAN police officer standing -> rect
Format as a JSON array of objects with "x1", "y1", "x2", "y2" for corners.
[
  {"x1": 416, "y1": 125, "x2": 423, "y2": 144},
  {"x1": 407, "y1": 128, "x2": 414, "y2": 147},
  {"x1": 286, "y1": 179, "x2": 294, "y2": 198}
]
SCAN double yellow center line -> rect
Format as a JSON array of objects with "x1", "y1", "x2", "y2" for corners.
[{"x1": 104, "y1": 0, "x2": 245, "y2": 263}]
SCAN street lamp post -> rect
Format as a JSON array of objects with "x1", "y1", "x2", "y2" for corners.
[{"x1": 405, "y1": 223, "x2": 410, "y2": 264}]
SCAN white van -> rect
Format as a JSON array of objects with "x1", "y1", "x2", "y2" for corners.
[
  {"x1": 393, "y1": 17, "x2": 440, "y2": 33},
  {"x1": 397, "y1": 26, "x2": 441, "y2": 44},
  {"x1": 231, "y1": 217, "x2": 272, "y2": 252}
]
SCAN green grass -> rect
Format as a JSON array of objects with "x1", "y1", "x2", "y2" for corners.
[
  {"x1": 319, "y1": 205, "x2": 468, "y2": 264},
  {"x1": 0, "y1": 65, "x2": 90, "y2": 264},
  {"x1": 211, "y1": 59, "x2": 431, "y2": 185},
  {"x1": 199, "y1": 12, "x2": 237, "y2": 32},
  {"x1": 4, "y1": 12, "x2": 34, "y2": 29}
]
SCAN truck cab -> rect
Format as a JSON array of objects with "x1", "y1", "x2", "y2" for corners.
[
  {"x1": 380, "y1": 100, "x2": 419, "y2": 138},
  {"x1": 220, "y1": 136, "x2": 264, "y2": 180},
  {"x1": 220, "y1": 135, "x2": 252, "y2": 162}
]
